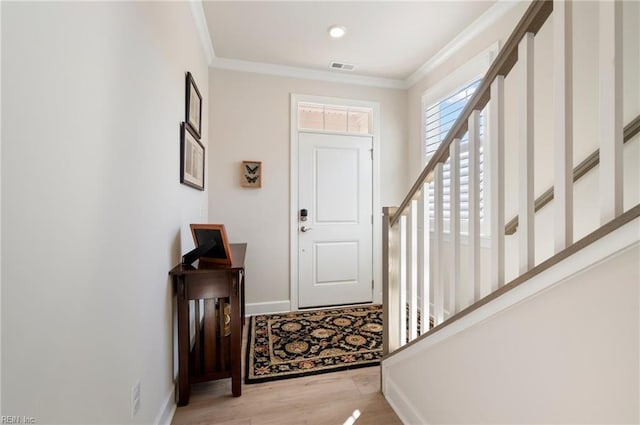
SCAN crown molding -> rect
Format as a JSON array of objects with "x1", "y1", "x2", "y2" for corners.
[
  {"x1": 405, "y1": 0, "x2": 520, "y2": 88},
  {"x1": 210, "y1": 57, "x2": 407, "y2": 90},
  {"x1": 194, "y1": 0, "x2": 520, "y2": 90},
  {"x1": 188, "y1": 0, "x2": 215, "y2": 65}
]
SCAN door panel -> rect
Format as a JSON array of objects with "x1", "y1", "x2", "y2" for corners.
[
  {"x1": 315, "y1": 241, "x2": 359, "y2": 284},
  {"x1": 298, "y1": 133, "x2": 373, "y2": 308},
  {"x1": 315, "y1": 148, "x2": 359, "y2": 223}
]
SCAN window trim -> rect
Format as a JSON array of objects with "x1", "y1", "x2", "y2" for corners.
[
  {"x1": 420, "y1": 42, "x2": 499, "y2": 164},
  {"x1": 289, "y1": 94, "x2": 382, "y2": 311}
]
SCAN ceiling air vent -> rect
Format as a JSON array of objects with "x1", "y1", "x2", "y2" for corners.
[{"x1": 329, "y1": 61, "x2": 355, "y2": 71}]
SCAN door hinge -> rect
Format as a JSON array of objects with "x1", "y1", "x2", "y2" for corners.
[
  {"x1": 372, "y1": 280, "x2": 374, "y2": 289},
  {"x1": 370, "y1": 149, "x2": 373, "y2": 160}
]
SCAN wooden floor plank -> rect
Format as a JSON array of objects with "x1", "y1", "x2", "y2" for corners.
[{"x1": 172, "y1": 320, "x2": 401, "y2": 425}]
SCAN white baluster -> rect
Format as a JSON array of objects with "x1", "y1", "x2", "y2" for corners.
[
  {"x1": 449, "y1": 140, "x2": 461, "y2": 312},
  {"x1": 469, "y1": 111, "x2": 481, "y2": 301},
  {"x1": 599, "y1": 0, "x2": 623, "y2": 223},
  {"x1": 554, "y1": 0, "x2": 574, "y2": 252},
  {"x1": 519, "y1": 32, "x2": 535, "y2": 274},
  {"x1": 418, "y1": 183, "x2": 430, "y2": 334},
  {"x1": 408, "y1": 200, "x2": 418, "y2": 341},
  {"x1": 489, "y1": 77, "x2": 505, "y2": 290},
  {"x1": 433, "y1": 164, "x2": 444, "y2": 325},
  {"x1": 382, "y1": 207, "x2": 400, "y2": 355},
  {"x1": 398, "y1": 214, "x2": 407, "y2": 347}
]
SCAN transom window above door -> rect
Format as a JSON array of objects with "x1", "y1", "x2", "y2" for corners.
[{"x1": 298, "y1": 103, "x2": 372, "y2": 135}]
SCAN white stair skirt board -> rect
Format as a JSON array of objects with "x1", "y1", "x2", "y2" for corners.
[{"x1": 382, "y1": 216, "x2": 640, "y2": 421}]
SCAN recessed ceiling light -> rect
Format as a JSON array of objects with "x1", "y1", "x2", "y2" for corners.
[{"x1": 328, "y1": 26, "x2": 346, "y2": 39}]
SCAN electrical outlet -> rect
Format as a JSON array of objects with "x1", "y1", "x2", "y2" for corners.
[{"x1": 131, "y1": 381, "x2": 141, "y2": 418}]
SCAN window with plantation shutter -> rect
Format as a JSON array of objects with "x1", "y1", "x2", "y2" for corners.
[{"x1": 424, "y1": 77, "x2": 485, "y2": 232}]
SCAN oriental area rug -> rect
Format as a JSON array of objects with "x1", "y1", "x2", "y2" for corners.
[{"x1": 246, "y1": 304, "x2": 383, "y2": 383}]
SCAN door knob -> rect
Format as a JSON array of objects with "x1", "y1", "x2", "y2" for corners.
[{"x1": 300, "y1": 226, "x2": 312, "y2": 232}]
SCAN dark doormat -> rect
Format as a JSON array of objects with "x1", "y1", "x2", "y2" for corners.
[{"x1": 246, "y1": 304, "x2": 382, "y2": 383}]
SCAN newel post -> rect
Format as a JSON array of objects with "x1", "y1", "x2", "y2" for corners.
[{"x1": 382, "y1": 206, "x2": 399, "y2": 355}]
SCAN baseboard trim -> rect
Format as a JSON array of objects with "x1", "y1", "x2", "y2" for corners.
[
  {"x1": 382, "y1": 375, "x2": 429, "y2": 425},
  {"x1": 154, "y1": 388, "x2": 176, "y2": 425},
  {"x1": 245, "y1": 300, "x2": 291, "y2": 315}
]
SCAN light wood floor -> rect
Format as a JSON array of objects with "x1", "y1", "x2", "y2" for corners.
[{"x1": 171, "y1": 319, "x2": 402, "y2": 425}]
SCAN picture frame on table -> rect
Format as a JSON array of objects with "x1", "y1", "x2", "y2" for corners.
[
  {"x1": 180, "y1": 122, "x2": 205, "y2": 191},
  {"x1": 189, "y1": 224, "x2": 233, "y2": 266},
  {"x1": 185, "y1": 72, "x2": 202, "y2": 138}
]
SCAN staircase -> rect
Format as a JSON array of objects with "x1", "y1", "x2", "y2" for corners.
[{"x1": 380, "y1": 1, "x2": 640, "y2": 423}]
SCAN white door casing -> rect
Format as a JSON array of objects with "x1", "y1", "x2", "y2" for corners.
[
  {"x1": 298, "y1": 133, "x2": 373, "y2": 308},
  {"x1": 290, "y1": 94, "x2": 381, "y2": 312}
]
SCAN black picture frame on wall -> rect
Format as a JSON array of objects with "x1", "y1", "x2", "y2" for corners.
[
  {"x1": 185, "y1": 71, "x2": 202, "y2": 138},
  {"x1": 180, "y1": 122, "x2": 205, "y2": 191}
]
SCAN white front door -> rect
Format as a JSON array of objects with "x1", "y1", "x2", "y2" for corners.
[{"x1": 298, "y1": 132, "x2": 373, "y2": 308}]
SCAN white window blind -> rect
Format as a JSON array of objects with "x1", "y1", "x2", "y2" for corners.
[{"x1": 424, "y1": 78, "x2": 485, "y2": 228}]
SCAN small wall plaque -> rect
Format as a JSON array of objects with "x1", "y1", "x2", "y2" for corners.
[{"x1": 241, "y1": 160, "x2": 262, "y2": 188}]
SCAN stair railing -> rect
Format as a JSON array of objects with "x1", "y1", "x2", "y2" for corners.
[
  {"x1": 505, "y1": 115, "x2": 640, "y2": 235},
  {"x1": 383, "y1": 0, "x2": 639, "y2": 356}
]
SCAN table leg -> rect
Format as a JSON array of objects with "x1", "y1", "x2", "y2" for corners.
[
  {"x1": 230, "y1": 271, "x2": 242, "y2": 397},
  {"x1": 203, "y1": 298, "x2": 217, "y2": 373},
  {"x1": 241, "y1": 270, "x2": 246, "y2": 331},
  {"x1": 176, "y1": 276, "x2": 191, "y2": 406}
]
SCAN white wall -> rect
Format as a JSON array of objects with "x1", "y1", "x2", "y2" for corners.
[
  {"x1": 208, "y1": 69, "x2": 407, "y2": 310},
  {"x1": 2, "y1": 2, "x2": 209, "y2": 423},
  {"x1": 385, "y1": 243, "x2": 640, "y2": 424}
]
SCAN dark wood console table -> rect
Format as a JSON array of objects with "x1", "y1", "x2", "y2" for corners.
[{"x1": 169, "y1": 243, "x2": 246, "y2": 406}]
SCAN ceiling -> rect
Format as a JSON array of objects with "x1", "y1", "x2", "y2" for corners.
[{"x1": 202, "y1": 1, "x2": 496, "y2": 82}]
